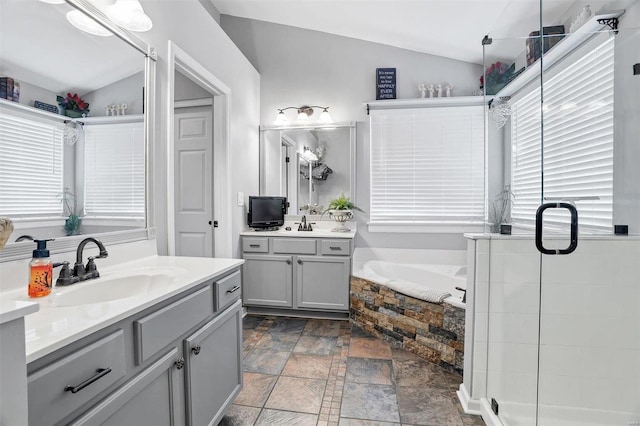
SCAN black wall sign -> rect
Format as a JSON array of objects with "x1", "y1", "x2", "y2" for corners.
[{"x1": 376, "y1": 68, "x2": 396, "y2": 100}]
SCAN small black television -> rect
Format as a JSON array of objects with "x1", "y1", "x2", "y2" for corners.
[{"x1": 247, "y1": 196, "x2": 287, "y2": 229}]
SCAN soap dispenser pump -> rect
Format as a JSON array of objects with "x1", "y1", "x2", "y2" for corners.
[{"x1": 28, "y1": 239, "x2": 54, "y2": 298}]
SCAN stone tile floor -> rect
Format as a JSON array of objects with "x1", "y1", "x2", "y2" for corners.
[{"x1": 220, "y1": 315, "x2": 486, "y2": 426}]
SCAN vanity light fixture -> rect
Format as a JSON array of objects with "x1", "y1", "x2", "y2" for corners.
[
  {"x1": 66, "y1": 9, "x2": 113, "y2": 37},
  {"x1": 106, "y1": 0, "x2": 153, "y2": 32},
  {"x1": 273, "y1": 105, "x2": 333, "y2": 125}
]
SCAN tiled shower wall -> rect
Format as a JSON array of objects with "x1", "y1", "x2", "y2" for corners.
[{"x1": 475, "y1": 237, "x2": 640, "y2": 425}]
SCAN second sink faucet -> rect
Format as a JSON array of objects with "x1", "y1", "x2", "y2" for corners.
[{"x1": 74, "y1": 237, "x2": 109, "y2": 280}]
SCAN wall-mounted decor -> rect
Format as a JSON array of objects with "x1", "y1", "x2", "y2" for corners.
[{"x1": 376, "y1": 68, "x2": 396, "y2": 100}]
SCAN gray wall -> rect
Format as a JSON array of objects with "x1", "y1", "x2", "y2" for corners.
[
  {"x1": 82, "y1": 72, "x2": 145, "y2": 116},
  {"x1": 137, "y1": 0, "x2": 261, "y2": 258},
  {"x1": 221, "y1": 16, "x2": 483, "y2": 250}
]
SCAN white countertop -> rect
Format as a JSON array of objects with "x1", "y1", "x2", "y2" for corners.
[
  {"x1": 241, "y1": 229, "x2": 355, "y2": 238},
  {"x1": 1, "y1": 255, "x2": 243, "y2": 363},
  {"x1": 0, "y1": 299, "x2": 39, "y2": 325}
]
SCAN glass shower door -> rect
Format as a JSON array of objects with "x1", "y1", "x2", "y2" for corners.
[{"x1": 536, "y1": 3, "x2": 640, "y2": 425}]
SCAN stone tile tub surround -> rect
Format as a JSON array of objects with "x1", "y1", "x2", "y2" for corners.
[{"x1": 350, "y1": 248, "x2": 467, "y2": 374}]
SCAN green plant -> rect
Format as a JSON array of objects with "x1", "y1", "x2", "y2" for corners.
[
  {"x1": 325, "y1": 193, "x2": 363, "y2": 212},
  {"x1": 489, "y1": 185, "x2": 515, "y2": 232},
  {"x1": 58, "y1": 188, "x2": 82, "y2": 236}
]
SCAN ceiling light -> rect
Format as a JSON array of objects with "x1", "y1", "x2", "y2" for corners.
[
  {"x1": 274, "y1": 105, "x2": 333, "y2": 126},
  {"x1": 66, "y1": 10, "x2": 113, "y2": 37},
  {"x1": 106, "y1": 0, "x2": 153, "y2": 32},
  {"x1": 38, "y1": 0, "x2": 66, "y2": 4}
]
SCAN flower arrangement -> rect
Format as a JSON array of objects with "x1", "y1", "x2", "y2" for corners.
[
  {"x1": 480, "y1": 61, "x2": 515, "y2": 95},
  {"x1": 57, "y1": 93, "x2": 90, "y2": 117}
]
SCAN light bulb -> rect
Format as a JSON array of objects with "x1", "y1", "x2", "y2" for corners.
[
  {"x1": 273, "y1": 111, "x2": 289, "y2": 125},
  {"x1": 317, "y1": 108, "x2": 333, "y2": 124},
  {"x1": 296, "y1": 112, "x2": 310, "y2": 123},
  {"x1": 106, "y1": 0, "x2": 153, "y2": 32},
  {"x1": 66, "y1": 10, "x2": 113, "y2": 37}
]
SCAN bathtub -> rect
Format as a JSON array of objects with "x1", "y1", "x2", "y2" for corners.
[
  {"x1": 352, "y1": 248, "x2": 467, "y2": 309},
  {"x1": 350, "y1": 248, "x2": 468, "y2": 373}
]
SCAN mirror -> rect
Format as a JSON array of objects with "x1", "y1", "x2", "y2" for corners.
[
  {"x1": 0, "y1": 0, "x2": 155, "y2": 260},
  {"x1": 260, "y1": 123, "x2": 356, "y2": 214}
]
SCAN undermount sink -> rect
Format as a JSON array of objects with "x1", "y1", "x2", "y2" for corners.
[{"x1": 49, "y1": 267, "x2": 187, "y2": 307}]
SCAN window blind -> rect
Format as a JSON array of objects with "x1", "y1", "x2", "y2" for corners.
[
  {"x1": 370, "y1": 106, "x2": 485, "y2": 224},
  {"x1": 511, "y1": 37, "x2": 614, "y2": 231},
  {"x1": 84, "y1": 122, "x2": 145, "y2": 219},
  {"x1": 0, "y1": 113, "x2": 64, "y2": 218}
]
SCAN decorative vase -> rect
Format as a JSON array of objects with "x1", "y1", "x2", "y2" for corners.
[
  {"x1": 0, "y1": 217, "x2": 14, "y2": 251},
  {"x1": 328, "y1": 209, "x2": 353, "y2": 232},
  {"x1": 64, "y1": 109, "x2": 83, "y2": 118}
]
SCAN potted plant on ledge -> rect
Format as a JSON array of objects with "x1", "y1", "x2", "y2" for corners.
[
  {"x1": 325, "y1": 193, "x2": 363, "y2": 233},
  {"x1": 57, "y1": 93, "x2": 90, "y2": 118}
]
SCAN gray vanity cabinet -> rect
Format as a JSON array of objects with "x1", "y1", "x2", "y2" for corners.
[
  {"x1": 241, "y1": 236, "x2": 353, "y2": 313},
  {"x1": 68, "y1": 348, "x2": 183, "y2": 426},
  {"x1": 27, "y1": 267, "x2": 243, "y2": 426},
  {"x1": 296, "y1": 256, "x2": 350, "y2": 311},
  {"x1": 243, "y1": 254, "x2": 293, "y2": 307},
  {"x1": 184, "y1": 299, "x2": 242, "y2": 426}
]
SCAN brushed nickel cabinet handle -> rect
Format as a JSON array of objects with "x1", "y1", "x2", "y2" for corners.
[
  {"x1": 226, "y1": 285, "x2": 240, "y2": 294},
  {"x1": 175, "y1": 357, "x2": 185, "y2": 369},
  {"x1": 192, "y1": 344, "x2": 201, "y2": 355},
  {"x1": 286, "y1": 259, "x2": 291, "y2": 265}
]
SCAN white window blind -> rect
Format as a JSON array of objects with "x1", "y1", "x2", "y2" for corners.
[
  {"x1": 511, "y1": 37, "x2": 614, "y2": 231},
  {"x1": 0, "y1": 112, "x2": 63, "y2": 218},
  {"x1": 84, "y1": 122, "x2": 145, "y2": 219},
  {"x1": 370, "y1": 106, "x2": 485, "y2": 225}
]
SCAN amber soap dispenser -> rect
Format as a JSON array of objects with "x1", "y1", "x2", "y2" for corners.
[{"x1": 29, "y1": 239, "x2": 54, "y2": 298}]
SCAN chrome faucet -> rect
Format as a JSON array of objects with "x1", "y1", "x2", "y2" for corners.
[{"x1": 56, "y1": 237, "x2": 109, "y2": 286}]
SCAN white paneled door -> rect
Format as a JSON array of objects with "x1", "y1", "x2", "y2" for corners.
[{"x1": 174, "y1": 105, "x2": 214, "y2": 257}]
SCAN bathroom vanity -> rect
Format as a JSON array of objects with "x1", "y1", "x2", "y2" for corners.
[
  {"x1": 240, "y1": 226, "x2": 354, "y2": 316},
  {"x1": 2, "y1": 254, "x2": 243, "y2": 426}
]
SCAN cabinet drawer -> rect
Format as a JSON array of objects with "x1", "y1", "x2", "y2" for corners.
[
  {"x1": 214, "y1": 270, "x2": 242, "y2": 311},
  {"x1": 320, "y1": 240, "x2": 351, "y2": 256},
  {"x1": 28, "y1": 330, "x2": 127, "y2": 426},
  {"x1": 243, "y1": 238, "x2": 269, "y2": 253},
  {"x1": 273, "y1": 238, "x2": 317, "y2": 254},
  {"x1": 134, "y1": 285, "x2": 213, "y2": 364}
]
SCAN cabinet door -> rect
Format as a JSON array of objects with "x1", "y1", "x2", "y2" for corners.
[
  {"x1": 184, "y1": 300, "x2": 243, "y2": 426},
  {"x1": 69, "y1": 348, "x2": 183, "y2": 426},
  {"x1": 296, "y1": 256, "x2": 350, "y2": 311},
  {"x1": 243, "y1": 254, "x2": 293, "y2": 307}
]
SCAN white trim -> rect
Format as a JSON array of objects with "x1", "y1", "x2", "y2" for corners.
[
  {"x1": 174, "y1": 98, "x2": 213, "y2": 109},
  {"x1": 480, "y1": 399, "x2": 503, "y2": 426},
  {"x1": 167, "y1": 41, "x2": 232, "y2": 258},
  {"x1": 457, "y1": 384, "x2": 482, "y2": 415},
  {"x1": 364, "y1": 96, "x2": 486, "y2": 110}
]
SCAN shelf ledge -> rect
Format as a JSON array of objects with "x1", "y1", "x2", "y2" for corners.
[{"x1": 493, "y1": 10, "x2": 625, "y2": 98}]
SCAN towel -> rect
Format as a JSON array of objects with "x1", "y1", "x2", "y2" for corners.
[{"x1": 386, "y1": 279, "x2": 451, "y2": 304}]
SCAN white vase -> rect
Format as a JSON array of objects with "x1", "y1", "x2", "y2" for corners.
[{"x1": 328, "y1": 209, "x2": 353, "y2": 232}]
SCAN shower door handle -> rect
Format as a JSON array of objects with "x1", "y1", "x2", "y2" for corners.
[{"x1": 535, "y1": 202, "x2": 578, "y2": 255}]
